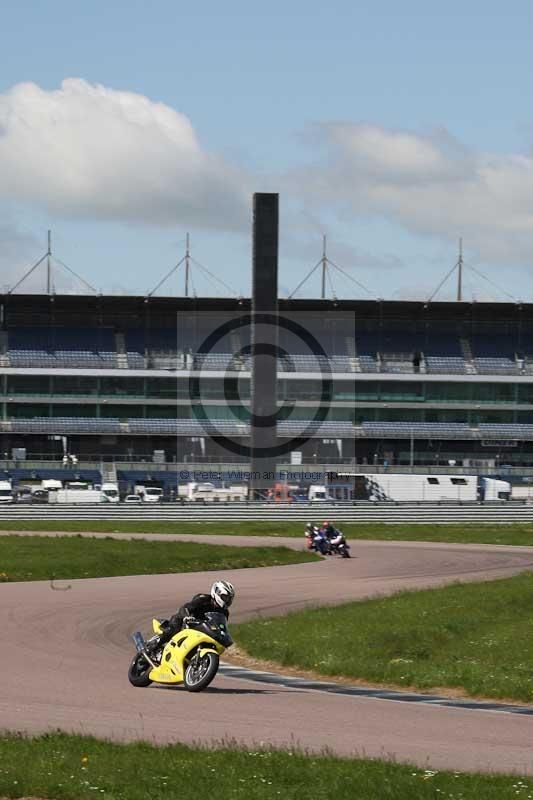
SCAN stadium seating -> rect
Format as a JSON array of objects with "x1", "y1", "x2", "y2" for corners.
[
  {"x1": 354, "y1": 331, "x2": 468, "y2": 374},
  {"x1": 474, "y1": 358, "x2": 519, "y2": 375},
  {"x1": 426, "y1": 356, "x2": 467, "y2": 374},
  {"x1": 478, "y1": 424, "x2": 533, "y2": 439},
  {"x1": 358, "y1": 355, "x2": 378, "y2": 373},
  {"x1": 12, "y1": 417, "x2": 533, "y2": 441},
  {"x1": 8, "y1": 327, "x2": 117, "y2": 369},
  {"x1": 1, "y1": 416, "x2": 356, "y2": 438},
  {"x1": 361, "y1": 421, "x2": 472, "y2": 439},
  {"x1": 4, "y1": 324, "x2": 531, "y2": 380},
  {"x1": 3, "y1": 417, "x2": 122, "y2": 434}
]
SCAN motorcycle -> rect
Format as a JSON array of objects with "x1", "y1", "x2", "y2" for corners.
[
  {"x1": 328, "y1": 529, "x2": 351, "y2": 558},
  {"x1": 128, "y1": 612, "x2": 233, "y2": 692},
  {"x1": 305, "y1": 525, "x2": 330, "y2": 555}
]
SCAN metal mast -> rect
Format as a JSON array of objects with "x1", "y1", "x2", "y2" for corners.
[
  {"x1": 46, "y1": 230, "x2": 52, "y2": 295},
  {"x1": 185, "y1": 233, "x2": 190, "y2": 298},
  {"x1": 321, "y1": 235, "x2": 327, "y2": 299},
  {"x1": 457, "y1": 238, "x2": 463, "y2": 302}
]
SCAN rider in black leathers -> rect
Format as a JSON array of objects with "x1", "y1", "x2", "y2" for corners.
[{"x1": 146, "y1": 580, "x2": 235, "y2": 654}]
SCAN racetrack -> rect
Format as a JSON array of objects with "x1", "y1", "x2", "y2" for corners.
[{"x1": 2, "y1": 535, "x2": 533, "y2": 774}]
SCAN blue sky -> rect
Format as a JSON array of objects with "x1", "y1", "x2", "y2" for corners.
[{"x1": 1, "y1": 1, "x2": 532, "y2": 299}]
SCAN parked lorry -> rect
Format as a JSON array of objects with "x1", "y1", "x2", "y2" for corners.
[
  {"x1": 291, "y1": 485, "x2": 334, "y2": 503},
  {"x1": 101, "y1": 482, "x2": 120, "y2": 503},
  {"x1": 331, "y1": 473, "x2": 510, "y2": 502},
  {"x1": 41, "y1": 479, "x2": 63, "y2": 492},
  {"x1": 0, "y1": 480, "x2": 14, "y2": 504},
  {"x1": 48, "y1": 489, "x2": 104, "y2": 504},
  {"x1": 178, "y1": 482, "x2": 248, "y2": 503},
  {"x1": 308, "y1": 485, "x2": 333, "y2": 502},
  {"x1": 48, "y1": 482, "x2": 104, "y2": 504}
]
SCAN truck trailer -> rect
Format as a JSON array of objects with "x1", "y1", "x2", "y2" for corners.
[
  {"x1": 0, "y1": 480, "x2": 13, "y2": 504},
  {"x1": 178, "y1": 482, "x2": 248, "y2": 503},
  {"x1": 331, "y1": 473, "x2": 510, "y2": 502},
  {"x1": 48, "y1": 488, "x2": 104, "y2": 504}
]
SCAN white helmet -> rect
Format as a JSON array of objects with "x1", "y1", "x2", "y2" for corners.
[{"x1": 211, "y1": 580, "x2": 235, "y2": 610}]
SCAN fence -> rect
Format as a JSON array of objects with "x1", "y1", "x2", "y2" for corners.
[{"x1": 1, "y1": 502, "x2": 533, "y2": 523}]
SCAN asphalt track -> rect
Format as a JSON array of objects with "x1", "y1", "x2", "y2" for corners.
[{"x1": 2, "y1": 534, "x2": 533, "y2": 774}]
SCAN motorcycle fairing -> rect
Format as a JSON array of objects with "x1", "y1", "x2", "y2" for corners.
[{"x1": 148, "y1": 626, "x2": 224, "y2": 684}]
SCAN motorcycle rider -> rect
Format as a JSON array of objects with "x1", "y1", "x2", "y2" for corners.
[
  {"x1": 304, "y1": 521, "x2": 330, "y2": 555},
  {"x1": 321, "y1": 520, "x2": 349, "y2": 555},
  {"x1": 146, "y1": 579, "x2": 235, "y2": 654},
  {"x1": 305, "y1": 522, "x2": 324, "y2": 552},
  {"x1": 329, "y1": 527, "x2": 346, "y2": 551},
  {"x1": 321, "y1": 520, "x2": 337, "y2": 540}
]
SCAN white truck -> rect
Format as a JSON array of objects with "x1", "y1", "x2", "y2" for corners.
[
  {"x1": 48, "y1": 481, "x2": 104, "y2": 504},
  {"x1": 101, "y1": 482, "x2": 120, "y2": 503},
  {"x1": 178, "y1": 482, "x2": 248, "y2": 503},
  {"x1": 48, "y1": 488, "x2": 104, "y2": 504},
  {"x1": 308, "y1": 485, "x2": 333, "y2": 502},
  {"x1": 135, "y1": 485, "x2": 164, "y2": 503},
  {"x1": 41, "y1": 479, "x2": 63, "y2": 492},
  {"x1": 334, "y1": 473, "x2": 510, "y2": 502},
  {"x1": 479, "y1": 477, "x2": 511, "y2": 501},
  {"x1": 0, "y1": 480, "x2": 13, "y2": 504}
]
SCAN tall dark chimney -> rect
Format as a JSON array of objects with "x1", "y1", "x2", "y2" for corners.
[{"x1": 250, "y1": 193, "x2": 279, "y2": 495}]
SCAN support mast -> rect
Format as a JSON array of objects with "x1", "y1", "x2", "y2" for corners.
[
  {"x1": 457, "y1": 238, "x2": 463, "y2": 302},
  {"x1": 46, "y1": 230, "x2": 52, "y2": 295},
  {"x1": 321, "y1": 235, "x2": 327, "y2": 299},
  {"x1": 185, "y1": 233, "x2": 190, "y2": 298}
]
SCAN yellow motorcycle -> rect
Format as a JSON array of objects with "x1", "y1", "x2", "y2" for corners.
[{"x1": 128, "y1": 612, "x2": 232, "y2": 692}]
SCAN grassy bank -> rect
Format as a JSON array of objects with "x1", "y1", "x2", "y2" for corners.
[
  {"x1": 0, "y1": 535, "x2": 316, "y2": 582},
  {"x1": 4, "y1": 519, "x2": 533, "y2": 546},
  {"x1": 234, "y1": 572, "x2": 533, "y2": 702},
  {"x1": 0, "y1": 732, "x2": 530, "y2": 800}
]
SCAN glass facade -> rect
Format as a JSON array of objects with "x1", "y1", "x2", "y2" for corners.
[{"x1": 4, "y1": 375, "x2": 533, "y2": 405}]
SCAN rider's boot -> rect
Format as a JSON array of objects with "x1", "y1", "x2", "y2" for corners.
[{"x1": 145, "y1": 634, "x2": 164, "y2": 655}]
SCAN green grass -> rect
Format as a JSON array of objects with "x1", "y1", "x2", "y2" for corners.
[
  {"x1": 0, "y1": 519, "x2": 295, "y2": 536},
  {"x1": 3, "y1": 519, "x2": 533, "y2": 546},
  {"x1": 234, "y1": 572, "x2": 533, "y2": 702},
  {"x1": 0, "y1": 535, "x2": 317, "y2": 582},
  {"x1": 0, "y1": 732, "x2": 530, "y2": 800},
  {"x1": 0, "y1": 518, "x2": 531, "y2": 542}
]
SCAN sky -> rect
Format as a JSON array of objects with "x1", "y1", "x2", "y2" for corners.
[{"x1": 0, "y1": 1, "x2": 532, "y2": 300}]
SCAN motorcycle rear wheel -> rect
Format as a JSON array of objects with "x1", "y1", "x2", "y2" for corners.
[
  {"x1": 184, "y1": 650, "x2": 219, "y2": 692},
  {"x1": 128, "y1": 652, "x2": 153, "y2": 687}
]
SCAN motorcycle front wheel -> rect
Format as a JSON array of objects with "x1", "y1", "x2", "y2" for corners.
[
  {"x1": 128, "y1": 652, "x2": 153, "y2": 687},
  {"x1": 184, "y1": 650, "x2": 219, "y2": 692}
]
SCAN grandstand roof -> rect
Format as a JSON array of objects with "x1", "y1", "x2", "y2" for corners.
[{"x1": 2, "y1": 293, "x2": 533, "y2": 327}]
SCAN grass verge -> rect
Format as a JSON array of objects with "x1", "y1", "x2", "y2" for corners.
[
  {"x1": 0, "y1": 535, "x2": 316, "y2": 582},
  {"x1": 3, "y1": 519, "x2": 533, "y2": 546},
  {"x1": 233, "y1": 572, "x2": 533, "y2": 702},
  {"x1": 0, "y1": 732, "x2": 530, "y2": 800}
]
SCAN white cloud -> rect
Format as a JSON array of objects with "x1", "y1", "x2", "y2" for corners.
[
  {"x1": 292, "y1": 123, "x2": 533, "y2": 265},
  {"x1": 0, "y1": 79, "x2": 250, "y2": 230},
  {"x1": 0, "y1": 222, "x2": 44, "y2": 292}
]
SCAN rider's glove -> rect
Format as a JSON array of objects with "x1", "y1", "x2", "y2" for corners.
[{"x1": 183, "y1": 616, "x2": 198, "y2": 626}]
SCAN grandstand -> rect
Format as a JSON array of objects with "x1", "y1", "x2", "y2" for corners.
[{"x1": 2, "y1": 293, "x2": 533, "y2": 491}]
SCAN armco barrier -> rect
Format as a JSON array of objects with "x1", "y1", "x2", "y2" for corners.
[{"x1": 1, "y1": 503, "x2": 533, "y2": 523}]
